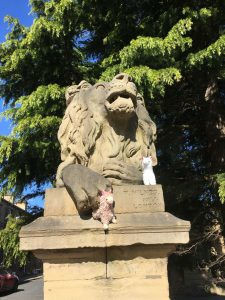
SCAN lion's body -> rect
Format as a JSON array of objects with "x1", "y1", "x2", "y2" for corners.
[
  {"x1": 56, "y1": 74, "x2": 157, "y2": 187},
  {"x1": 87, "y1": 124, "x2": 146, "y2": 174}
]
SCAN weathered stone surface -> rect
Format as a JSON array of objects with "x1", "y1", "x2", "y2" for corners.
[
  {"x1": 62, "y1": 164, "x2": 111, "y2": 214},
  {"x1": 106, "y1": 212, "x2": 189, "y2": 247},
  {"x1": 20, "y1": 212, "x2": 190, "y2": 251},
  {"x1": 20, "y1": 188, "x2": 190, "y2": 300},
  {"x1": 45, "y1": 188, "x2": 78, "y2": 216},
  {"x1": 20, "y1": 216, "x2": 105, "y2": 250},
  {"x1": 19, "y1": 72, "x2": 191, "y2": 300},
  {"x1": 35, "y1": 245, "x2": 172, "y2": 300},
  {"x1": 43, "y1": 248, "x2": 106, "y2": 281},
  {"x1": 44, "y1": 277, "x2": 170, "y2": 300},
  {"x1": 56, "y1": 73, "x2": 158, "y2": 213},
  {"x1": 107, "y1": 244, "x2": 169, "y2": 279},
  {"x1": 44, "y1": 184, "x2": 165, "y2": 217},
  {"x1": 113, "y1": 184, "x2": 165, "y2": 213},
  {"x1": 20, "y1": 192, "x2": 190, "y2": 300}
]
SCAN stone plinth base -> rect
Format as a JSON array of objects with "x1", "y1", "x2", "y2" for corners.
[
  {"x1": 20, "y1": 186, "x2": 190, "y2": 300},
  {"x1": 44, "y1": 185, "x2": 165, "y2": 216},
  {"x1": 39, "y1": 245, "x2": 170, "y2": 300}
]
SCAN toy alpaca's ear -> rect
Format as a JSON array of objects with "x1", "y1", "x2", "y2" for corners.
[
  {"x1": 105, "y1": 187, "x2": 113, "y2": 193},
  {"x1": 99, "y1": 190, "x2": 103, "y2": 196},
  {"x1": 100, "y1": 190, "x2": 109, "y2": 196}
]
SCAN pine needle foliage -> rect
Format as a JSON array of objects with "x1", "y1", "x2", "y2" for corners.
[
  {"x1": 0, "y1": 0, "x2": 91, "y2": 199},
  {"x1": 0, "y1": 216, "x2": 27, "y2": 268}
]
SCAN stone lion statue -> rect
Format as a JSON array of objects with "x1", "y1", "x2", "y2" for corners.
[{"x1": 56, "y1": 73, "x2": 157, "y2": 214}]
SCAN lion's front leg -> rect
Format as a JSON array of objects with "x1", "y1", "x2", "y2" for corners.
[
  {"x1": 56, "y1": 155, "x2": 75, "y2": 187},
  {"x1": 62, "y1": 164, "x2": 112, "y2": 215}
]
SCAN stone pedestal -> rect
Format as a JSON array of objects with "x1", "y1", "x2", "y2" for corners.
[{"x1": 20, "y1": 185, "x2": 190, "y2": 300}]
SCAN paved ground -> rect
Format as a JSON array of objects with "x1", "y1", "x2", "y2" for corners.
[
  {"x1": 0, "y1": 276, "x2": 43, "y2": 300},
  {"x1": 174, "y1": 297, "x2": 225, "y2": 300},
  {"x1": 0, "y1": 276, "x2": 225, "y2": 300}
]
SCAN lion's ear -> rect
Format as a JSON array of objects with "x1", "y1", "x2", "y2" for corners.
[{"x1": 65, "y1": 85, "x2": 78, "y2": 106}]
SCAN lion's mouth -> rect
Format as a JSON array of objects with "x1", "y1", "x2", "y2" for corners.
[
  {"x1": 105, "y1": 90, "x2": 137, "y2": 115},
  {"x1": 107, "y1": 90, "x2": 136, "y2": 104}
]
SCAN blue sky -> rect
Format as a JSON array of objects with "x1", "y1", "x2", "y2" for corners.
[
  {"x1": 0, "y1": 1, "x2": 44, "y2": 208},
  {"x1": 0, "y1": 0, "x2": 33, "y2": 40}
]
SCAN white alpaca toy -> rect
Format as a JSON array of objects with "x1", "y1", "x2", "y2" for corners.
[{"x1": 142, "y1": 156, "x2": 156, "y2": 185}]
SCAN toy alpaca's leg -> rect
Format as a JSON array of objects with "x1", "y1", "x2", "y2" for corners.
[
  {"x1": 150, "y1": 175, "x2": 156, "y2": 185},
  {"x1": 112, "y1": 216, "x2": 117, "y2": 223},
  {"x1": 143, "y1": 176, "x2": 149, "y2": 185},
  {"x1": 101, "y1": 216, "x2": 109, "y2": 231},
  {"x1": 143, "y1": 179, "x2": 149, "y2": 185},
  {"x1": 103, "y1": 223, "x2": 109, "y2": 230},
  {"x1": 92, "y1": 210, "x2": 100, "y2": 220}
]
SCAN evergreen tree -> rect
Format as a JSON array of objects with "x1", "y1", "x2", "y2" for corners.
[
  {"x1": 0, "y1": 0, "x2": 225, "y2": 275},
  {"x1": 0, "y1": 0, "x2": 93, "y2": 198},
  {"x1": 0, "y1": 215, "x2": 27, "y2": 268},
  {"x1": 89, "y1": 0, "x2": 225, "y2": 275},
  {"x1": 87, "y1": 0, "x2": 225, "y2": 273}
]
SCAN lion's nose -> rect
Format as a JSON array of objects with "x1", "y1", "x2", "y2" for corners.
[{"x1": 113, "y1": 73, "x2": 132, "y2": 84}]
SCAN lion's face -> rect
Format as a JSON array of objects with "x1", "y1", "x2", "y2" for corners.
[
  {"x1": 77, "y1": 73, "x2": 138, "y2": 121},
  {"x1": 105, "y1": 73, "x2": 137, "y2": 120}
]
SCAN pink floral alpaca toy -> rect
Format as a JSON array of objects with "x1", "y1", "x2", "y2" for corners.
[{"x1": 92, "y1": 190, "x2": 117, "y2": 230}]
